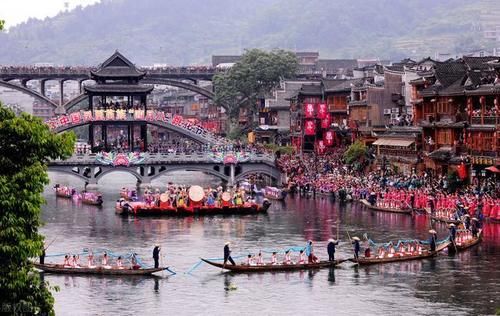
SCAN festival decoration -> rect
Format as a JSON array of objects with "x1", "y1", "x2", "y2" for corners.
[
  {"x1": 95, "y1": 152, "x2": 146, "y2": 167},
  {"x1": 304, "y1": 120, "x2": 316, "y2": 135},
  {"x1": 321, "y1": 113, "x2": 331, "y2": 129},
  {"x1": 457, "y1": 163, "x2": 468, "y2": 180},
  {"x1": 317, "y1": 103, "x2": 327, "y2": 119},
  {"x1": 304, "y1": 103, "x2": 315, "y2": 118},
  {"x1": 209, "y1": 152, "x2": 251, "y2": 164},
  {"x1": 315, "y1": 140, "x2": 326, "y2": 154},
  {"x1": 324, "y1": 130, "x2": 335, "y2": 146}
]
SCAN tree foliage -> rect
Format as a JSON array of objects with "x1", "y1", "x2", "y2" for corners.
[
  {"x1": 0, "y1": 105, "x2": 75, "y2": 315},
  {"x1": 213, "y1": 49, "x2": 297, "y2": 134},
  {"x1": 343, "y1": 140, "x2": 367, "y2": 164},
  {"x1": 0, "y1": 20, "x2": 4, "y2": 31}
]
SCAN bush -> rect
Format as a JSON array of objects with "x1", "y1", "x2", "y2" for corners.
[{"x1": 343, "y1": 141, "x2": 367, "y2": 164}]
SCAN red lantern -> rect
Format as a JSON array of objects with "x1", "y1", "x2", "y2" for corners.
[
  {"x1": 304, "y1": 103, "x2": 315, "y2": 118},
  {"x1": 457, "y1": 163, "x2": 467, "y2": 180},
  {"x1": 324, "y1": 130, "x2": 334, "y2": 146},
  {"x1": 321, "y1": 113, "x2": 331, "y2": 129},
  {"x1": 317, "y1": 103, "x2": 327, "y2": 119},
  {"x1": 304, "y1": 120, "x2": 316, "y2": 135}
]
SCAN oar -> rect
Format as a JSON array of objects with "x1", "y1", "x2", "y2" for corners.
[{"x1": 44, "y1": 237, "x2": 57, "y2": 251}]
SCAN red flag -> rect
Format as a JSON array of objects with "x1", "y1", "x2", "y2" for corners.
[
  {"x1": 304, "y1": 120, "x2": 316, "y2": 135},
  {"x1": 317, "y1": 103, "x2": 327, "y2": 119},
  {"x1": 304, "y1": 103, "x2": 315, "y2": 118},
  {"x1": 321, "y1": 113, "x2": 331, "y2": 129},
  {"x1": 457, "y1": 163, "x2": 467, "y2": 180}
]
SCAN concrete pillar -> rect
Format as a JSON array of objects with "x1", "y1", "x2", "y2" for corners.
[
  {"x1": 78, "y1": 80, "x2": 84, "y2": 94},
  {"x1": 229, "y1": 164, "x2": 235, "y2": 187},
  {"x1": 59, "y1": 80, "x2": 64, "y2": 106},
  {"x1": 40, "y1": 80, "x2": 46, "y2": 96}
]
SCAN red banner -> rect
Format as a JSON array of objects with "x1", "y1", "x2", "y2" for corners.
[
  {"x1": 324, "y1": 130, "x2": 335, "y2": 146},
  {"x1": 304, "y1": 120, "x2": 316, "y2": 135},
  {"x1": 457, "y1": 163, "x2": 468, "y2": 180},
  {"x1": 304, "y1": 103, "x2": 315, "y2": 118},
  {"x1": 317, "y1": 103, "x2": 327, "y2": 119},
  {"x1": 321, "y1": 113, "x2": 331, "y2": 129},
  {"x1": 315, "y1": 140, "x2": 326, "y2": 154}
]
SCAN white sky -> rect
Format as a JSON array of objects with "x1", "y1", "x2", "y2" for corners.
[{"x1": 0, "y1": 0, "x2": 101, "y2": 29}]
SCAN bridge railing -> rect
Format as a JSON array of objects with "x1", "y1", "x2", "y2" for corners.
[{"x1": 50, "y1": 151, "x2": 276, "y2": 165}]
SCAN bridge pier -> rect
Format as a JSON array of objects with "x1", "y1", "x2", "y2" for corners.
[
  {"x1": 40, "y1": 79, "x2": 47, "y2": 97},
  {"x1": 59, "y1": 80, "x2": 64, "y2": 107}
]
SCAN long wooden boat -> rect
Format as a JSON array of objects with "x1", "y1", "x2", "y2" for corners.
[
  {"x1": 263, "y1": 186, "x2": 288, "y2": 201},
  {"x1": 348, "y1": 242, "x2": 450, "y2": 265},
  {"x1": 448, "y1": 230, "x2": 482, "y2": 253},
  {"x1": 116, "y1": 200, "x2": 271, "y2": 216},
  {"x1": 359, "y1": 199, "x2": 412, "y2": 214},
  {"x1": 33, "y1": 263, "x2": 167, "y2": 275},
  {"x1": 201, "y1": 258, "x2": 347, "y2": 273},
  {"x1": 431, "y1": 215, "x2": 461, "y2": 225}
]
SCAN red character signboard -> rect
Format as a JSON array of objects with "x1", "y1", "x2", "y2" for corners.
[
  {"x1": 317, "y1": 103, "x2": 327, "y2": 119},
  {"x1": 324, "y1": 130, "x2": 335, "y2": 146},
  {"x1": 304, "y1": 120, "x2": 316, "y2": 135},
  {"x1": 304, "y1": 103, "x2": 315, "y2": 118},
  {"x1": 321, "y1": 113, "x2": 331, "y2": 129}
]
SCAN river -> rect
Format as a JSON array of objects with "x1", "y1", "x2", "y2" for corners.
[{"x1": 41, "y1": 171, "x2": 500, "y2": 316}]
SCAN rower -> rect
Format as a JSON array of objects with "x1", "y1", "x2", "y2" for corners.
[
  {"x1": 116, "y1": 256, "x2": 123, "y2": 269},
  {"x1": 448, "y1": 223, "x2": 457, "y2": 244},
  {"x1": 102, "y1": 252, "x2": 109, "y2": 267},
  {"x1": 270, "y1": 252, "x2": 278, "y2": 265},
  {"x1": 223, "y1": 242, "x2": 235, "y2": 266},
  {"x1": 327, "y1": 238, "x2": 339, "y2": 262},
  {"x1": 88, "y1": 251, "x2": 94, "y2": 267},
  {"x1": 352, "y1": 236, "x2": 361, "y2": 260},
  {"x1": 246, "y1": 254, "x2": 255, "y2": 266},
  {"x1": 153, "y1": 244, "x2": 161, "y2": 268},
  {"x1": 464, "y1": 212, "x2": 471, "y2": 230},
  {"x1": 471, "y1": 218, "x2": 480, "y2": 238},
  {"x1": 72, "y1": 255, "x2": 79, "y2": 267},
  {"x1": 63, "y1": 254, "x2": 70, "y2": 267},
  {"x1": 256, "y1": 251, "x2": 264, "y2": 265},
  {"x1": 283, "y1": 250, "x2": 292, "y2": 264},
  {"x1": 298, "y1": 250, "x2": 306, "y2": 264}
]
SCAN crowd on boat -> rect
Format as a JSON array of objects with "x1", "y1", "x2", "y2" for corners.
[
  {"x1": 57, "y1": 251, "x2": 140, "y2": 270},
  {"x1": 54, "y1": 184, "x2": 103, "y2": 206}
]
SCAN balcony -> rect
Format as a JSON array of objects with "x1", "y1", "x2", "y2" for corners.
[{"x1": 470, "y1": 116, "x2": 499, "y2": 125}]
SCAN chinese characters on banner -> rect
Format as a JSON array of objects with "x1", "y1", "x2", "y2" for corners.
[
  {"x1": 321, "y1": 112, "x2": 331, "y2": 129},
  {"x1": 304, "y1": 120, "x2": 316, "y2": 135},
  {"x1": 317, "y1": 103, "x2": 327, "y2": 119},
  {"x1": 315, "y1": 140, "x2": 326, "y2": 154},
  {"x1": 324, "y1": 130, "x2": 335, "y2": 146},
  {"x1": 304, "y1": 103, "x2": 315, "y2": 118},
  {"x1": 45, "y1": 110, "x2": 213, "y2": 139}
]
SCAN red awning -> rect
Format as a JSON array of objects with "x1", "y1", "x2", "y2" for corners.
[{"x1": 485, "y1": 166, "x2": 500, "y2": 173}]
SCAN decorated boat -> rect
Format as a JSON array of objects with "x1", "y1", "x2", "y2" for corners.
[
  {"x1": 359, "y1": 199, "x2": 412, "y2": 215},
  {"x1": 116, "y1": 200, "x2": 271, "y2": 216},
  {"x1": 263, "y1": 186, "x2": 287, "y2": 201},
  {"x1": 201, "y1": 258, "x2": 346, "y2": 273},
  {"x1": 348, "y1": 241, "x2": 450, "y2": 265},
  {"x1": 448, "y1": 230, "x2": 482, "y2": 253},
  {"x1": 431, "y1": 215, "x2": 461, "y2": 225},
  {"x1": 54, "y1": 184, "x2": 76, "y2": 198},
  {"x1": 34, "y1": 263, "x2": 167, "y2": 275},
  {"x1": 80, "y1": 191, "x2": 104, "y2": 206}
]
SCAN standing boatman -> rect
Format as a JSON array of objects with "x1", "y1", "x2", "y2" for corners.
[
  {"x1": 352, "y1": 236, "x2": 361, "y2": 259},
  {"x1": 428, "y1": 229, "x2": 437, "y2": 252},
  {"x1": 327, "y1": 238, "x2": 339, "y2": 261},
  {"x1": 224, "y1": 242, "x2": 235, "y2": 266},
  {"x1": 152, "y1": 244, "x2": 161, "y2": 268},
  {"x1": 448, "y1": 224, "x2": 457, "y2": 244}
]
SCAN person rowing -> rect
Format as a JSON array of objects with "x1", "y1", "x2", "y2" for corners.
[
  {"x1": 87, "y1": 251, "x2": 95, "y2": 268},
  {"x1": 352, "y1": 236, "x2": 361, "y2": 260},
  {"x1": 298, "y1": 250, "x2": 306, "y2": 264},
  {"x1": 256, "y1": 251, "x2": 264, "y2": 265},
  {"x1": 223, "y1": 242, "x2": 235, "y2": 266},
  {"x1": 428, "y1": 229, "x2": 438, "y2": 252},
  {"x1": 283, "y1": 250, "x2": 292, "y2": 264},
  {"x1": 116, "y1": 256, "x2": 124, "y2": 269},
  {"x1": 153, "y1": 244, "x2": 161, "y2": 268},
  {"x1": 270, "y1": 252, "x2": 278, "y2": 265}
]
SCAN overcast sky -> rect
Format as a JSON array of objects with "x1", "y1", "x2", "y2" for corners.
[{"x1": 0, "y1": 0, "x2": 101, "y2": 29}]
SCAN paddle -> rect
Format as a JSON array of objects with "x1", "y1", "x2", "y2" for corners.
[{"x1": 44, "y1": 237, "x2": 57, "y2": 251}]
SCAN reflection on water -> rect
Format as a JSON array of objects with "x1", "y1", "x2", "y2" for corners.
[{"x1": 41, "y1": 171, "x2": 500, "y2": 315}]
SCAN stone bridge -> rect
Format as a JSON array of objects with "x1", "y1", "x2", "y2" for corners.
[{"x1": 48, "y1": 152, "x2": 282, "y2": 188}]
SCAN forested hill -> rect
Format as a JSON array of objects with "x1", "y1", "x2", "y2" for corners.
[{"x1": 0, "y1": 0, "x2": 498, "y2": 65}]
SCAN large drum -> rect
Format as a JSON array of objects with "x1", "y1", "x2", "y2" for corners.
[
  {"x1": 160, "y1": 193, "x2": 169, "y2": 203},
  {"x1": 221, "y1": 192, "x2": 231, "y2": 202},
  {"x1": 188, "y1": 185, "x2": 205, "y2": 202}
]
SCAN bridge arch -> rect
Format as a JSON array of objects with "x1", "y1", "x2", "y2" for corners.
[
  {"x1": 95, "y1": 167, "x2": 142, "y2": 183},
  {"x1": 48, "y1": 167, "x2": 92, "y2": 182},
  {"x1": 235, "y1": 168, "x2": 281, "y2": 183},
  {"x1": 142, "y1": 78, "x2": 214, "y2": 99},
  {"x1": 150, "y1": 165, "x2": 229, "y2": 182},
  {"x1": 0, "y1": 80, "x2": 58, "y2": 108},
  {"x1": 64, "y1": 94, "x2": 88, "y2": 112}
]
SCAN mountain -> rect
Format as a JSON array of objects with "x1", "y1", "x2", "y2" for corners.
[{"x1": 0, "y1": 0, "x2": 498, "y2": 65}]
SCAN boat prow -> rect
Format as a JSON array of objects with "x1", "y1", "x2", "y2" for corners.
[
  {"x1": 201, "y1": 258, "x2": 346, "y2": 273},
  {"x1": 359, "y1": 199, "x2": 412, "y2": 214}
]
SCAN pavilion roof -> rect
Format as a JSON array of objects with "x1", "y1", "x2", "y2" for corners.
[{"x1": 91, "y1": 51, "x2": 146, "y2": 79}]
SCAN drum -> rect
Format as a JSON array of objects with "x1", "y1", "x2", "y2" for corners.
[
  {"x1": 160, "y1": 193, "x2": 169, "y2": 203},
  {"x1": 222, "y1": 192, "x2": 231, "y2": 202},
  {"x1": 188, "y1": 185, "x2": 205, "y2": 202}
]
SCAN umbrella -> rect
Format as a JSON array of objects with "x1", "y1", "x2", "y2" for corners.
[{"x1": 485, "y1": 166, "x2": 500, "y2": 173}]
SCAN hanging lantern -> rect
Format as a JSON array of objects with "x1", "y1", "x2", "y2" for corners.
[
  {"x1": 321, "y1": 113, "x2": 331, "y2": 129},
  {"x1": 317, "y1": 103, "x2": 327, "y2": 119},
  {"x1": 304, "y1": 120, "x2": 316, "y2": 135},
  {"x1": 304, "y1": 103, "x2": 315, "y2": 118},
  {"x1": 457, "y1": 163, "x2": 467, "y2": 180}
]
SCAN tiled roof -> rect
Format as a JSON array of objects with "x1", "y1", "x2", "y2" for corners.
[
  {"x1": 92, "y1": 51, "x2": 145, "y2": 79},
  {"x1": 322, "y1": 79, "x2": 361, "y2": 92}
]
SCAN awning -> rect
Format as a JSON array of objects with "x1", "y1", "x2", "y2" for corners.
[
  {"x1": 485, "y1": 166, "x2": 500, "y2": 173},
  {"x1": 428, "y1": 147, "x2": 452, "y2": 160},
  {"x1": 372, "y1": 138, "x2": 414, "y2": 147}
]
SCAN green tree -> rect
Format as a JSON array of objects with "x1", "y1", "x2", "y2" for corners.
[
  {"x1": 0, "y1": 19, "x2": 4, "y2": 31},
  {"x1": 0, "y1": 105, "x2": 75, "y2": 315},
  {"x1": 343, "y1": 140, "x2": 367, "y2": 164},
  {"x1": 214, "y1": 49, "x2": 297, "y2": 137}
]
